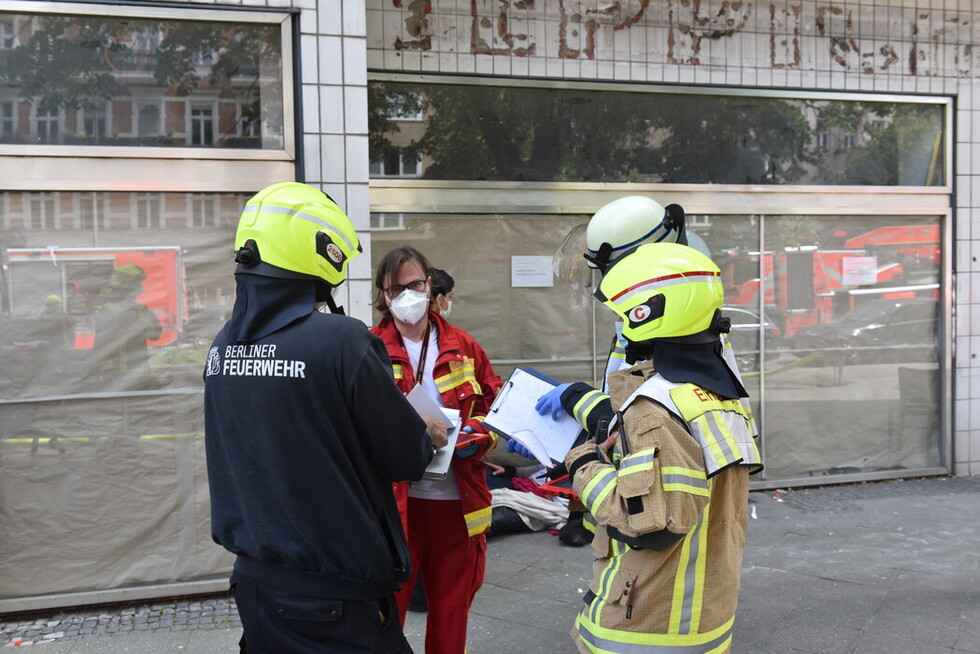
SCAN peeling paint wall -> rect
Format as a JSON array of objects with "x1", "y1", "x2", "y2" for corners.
[{"x1": 368, "y1": 1, "x2": 977, "y2": 81}]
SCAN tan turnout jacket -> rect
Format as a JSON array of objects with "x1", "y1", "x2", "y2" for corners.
[{"x1": 565, "y1": 362, "x2": 754, "y2": 654}]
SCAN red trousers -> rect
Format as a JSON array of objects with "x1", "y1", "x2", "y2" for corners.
[{"x1": 395, "y1": 497, "x2": 487, "y2": 654}]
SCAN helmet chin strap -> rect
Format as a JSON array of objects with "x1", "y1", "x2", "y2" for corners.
[
  {"x1": 583, "y1": 241, "x2": 614, "y2": 273},
  {"x1": 316, "y1": 282, "x2": 346, "y2": 315}
]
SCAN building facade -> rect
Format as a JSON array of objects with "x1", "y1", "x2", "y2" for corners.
[{"x1": 0, "y1": 0, "x2": 976, "y2": 610}]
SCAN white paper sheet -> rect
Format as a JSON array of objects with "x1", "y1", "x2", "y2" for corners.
[
  {"x1": 483, "y1": 367, "x2": 582, "y2": 467},
  {"x1": 406, "y1": 385, "x2": 460, "y2": 480}
]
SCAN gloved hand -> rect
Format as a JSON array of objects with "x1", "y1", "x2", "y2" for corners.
[
  {"x1": 535, "y1": 383, "x2": 571, "y2": 421},
  {"x1": 461, "y1": 426, "x2": 474, "y2": 434},
  {"x1": 506, "y1": 439, "x2": 533, "y2": 459}
]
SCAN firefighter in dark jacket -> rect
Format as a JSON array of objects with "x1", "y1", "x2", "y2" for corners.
[{"x1": 204, "y1": 182, "x2": 448, "y2": 654}]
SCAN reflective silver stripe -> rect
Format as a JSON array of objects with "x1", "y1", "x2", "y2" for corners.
[
  {"x1": 577, "y1": 619, "x2": 733, "y2": 654},
  {"x1": 618, "y1": 373, "x2": 755, "y2": 477},
  {"x1": 584, "y1": 468, "x2": 618, "y2": 513},
  {"x1": 689, "y1": 420, "x2": 721, "y2": 474},
  {"x1": 661, "y1": 472, "x2": 708, "y2": 491},
  {"x1": 619, "y1": 452, "x2": 656, "y2": 474},
  {"x1": 677, "y1": 509, "x2": 707, "y2": 634},
  {"x1": 574, "y1": 390, "x2": 605, "y2": 426},
  {"x1": 241, "y1": 205, "x2": 357, "y2": 251},
  {"x1": 612, "y1": 272, "x2": 721, "y2": 308},
  {"x1": 591, "y1": 554, "x2": 621, "y2": 623},
  {"x1": 699, "y1": 413, "x2": 741, "y2": 471},
  {"x1": 724, "y1": 409, "x2": 762, "y2": 466}
]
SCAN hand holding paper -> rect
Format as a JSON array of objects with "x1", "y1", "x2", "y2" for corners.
[{"x1": 422, "y1": 415, "x2": 449, "y2": 449}]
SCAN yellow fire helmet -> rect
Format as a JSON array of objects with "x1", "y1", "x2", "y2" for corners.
[
  {"x1": 594, "y1": 242, "x2": 726, "y2": 345},
  {"x1": 234, "y1": 182, "x2": 362, "y2": 286}
]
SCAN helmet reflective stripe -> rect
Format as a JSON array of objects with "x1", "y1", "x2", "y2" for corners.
[
  {"x1": 240, "y1": 204, "x2": 359, "y2": 252},
  {"x1": 586, "y1": 217, "x2": 671, "y2": 259},
  {"x1": 608, "y1": 270, "x2": 721, "y2": 307}
]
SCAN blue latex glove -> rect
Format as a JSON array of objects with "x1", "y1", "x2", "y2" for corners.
[
  {"x1": 461, "y1": 426, "x2": 475, "y2": 434},
  {"x1": 506, "y1": 439, "x2": 533, "y2": 459},
  {"x1": 535, "y1": 383, "x2": 572, "y2": 421}
]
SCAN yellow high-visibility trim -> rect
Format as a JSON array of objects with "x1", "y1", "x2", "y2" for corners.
[
  {"x1": 575, "y1": 611, "x2": 735, "y2": 653},
  {"x1": 464, "y1": 506, "x2": 492, "y2": 536},
  {"x1": 583, "y1": 467, "x2": 618, "y2": 514},
  {"x1": 670, "y1": 383, "x2": 747, "y2": 421},
  {"x1": 618, "y1": 449, "x2": 656, "y2": 477},
  {"x1": 573, "y1": 389, "x2": 606, "y2": 427},
  {"x1": 688, "y1": 502, "x2": 711, "y2": 634},
  {"x1": 590, "y1": 550, "x2": 622, "y2": 624},
  {"x1": 669, "y1": 522, "x2": 694, "y2": 634},
  {"x1": 661, "y1": 466, "x2": 710, "y2": 497},
  {"x1": 692, "y1": 415, "x2": 730, "y2": 471},
  {"x1": 435, "y1": 361, "x2": 478, "y2": 394},
  {"x1": 392, "y1": 364, "x2": 404, "y2": 380}
]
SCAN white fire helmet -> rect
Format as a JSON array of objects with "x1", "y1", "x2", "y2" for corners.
[{"x1": 584, "y1": 196, "x2": 687, "y2": 273}]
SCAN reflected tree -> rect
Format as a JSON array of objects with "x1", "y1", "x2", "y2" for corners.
[
  {"x1": 369, "y1": 83, "x2": 817, "y2": 184},
  {"x1": 0, "y1": 14, "x2": 281, "y2": 142},
  {"x1": 647, "y1": 96, "x2": 816, "y2": 184}
]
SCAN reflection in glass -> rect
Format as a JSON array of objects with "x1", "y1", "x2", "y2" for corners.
[
  {"x1": 369, "y1": 81, "x2": 945, "y2": 186},
  {"x1": 0, "y1": 12, "x2": 283, "y2": 149},
  {"x1": 707, "y1": 214, "x2": 943, "y2": 480},
  {"x1": 0, "y1": 190, "x2": 246, "y2": 601}
]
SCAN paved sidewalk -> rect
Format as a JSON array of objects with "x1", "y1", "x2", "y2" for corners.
[{"x1": 2, "y1": 475, "x2": 979, "y2": 653}]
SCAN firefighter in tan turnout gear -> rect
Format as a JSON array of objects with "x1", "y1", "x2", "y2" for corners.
[{"x1": 563, "y1": 243, "x2": 763, "y2": 654}]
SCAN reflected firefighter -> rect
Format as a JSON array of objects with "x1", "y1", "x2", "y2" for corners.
[{"x1": 92, "y1": 264, "x2": 162, "y2": 389}]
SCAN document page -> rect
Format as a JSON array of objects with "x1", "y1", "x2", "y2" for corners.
[
  {"x1": 483, "y1": 367, "x2": 582, "y2": 468},
  {"x1": 406, "y1": 385, "x2": 460, "y2": 480}
]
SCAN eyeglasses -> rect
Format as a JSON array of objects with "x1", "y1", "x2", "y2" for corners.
[{"x1": 383, "y1": 279, "x2": 427, "y2": 298}]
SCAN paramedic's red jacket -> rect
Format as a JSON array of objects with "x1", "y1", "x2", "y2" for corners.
[{"x1": 371, "y1": 310, "x2": 502, "y2": 537}]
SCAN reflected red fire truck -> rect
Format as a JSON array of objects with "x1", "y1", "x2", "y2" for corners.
[
  {"x1": 717, "y1": 226, "x2": 939, "y2": 337},
  {"x1": 5, "y1": 246, "x2": 186, "y2": 348}
]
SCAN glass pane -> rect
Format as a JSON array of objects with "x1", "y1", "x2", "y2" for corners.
[
  {"x1": 369, "y1": 81, "x2": 946, "y2": 186},
  {"x1": 0, "y1": 11, "x2": 284, "y2": 149},
  {"x1": 369, "y1": 213, "x2": 610, "y2": 385},
  {"x1": 709, "y1": 214, "x2": 943, "y2": 480},
  {"x1": 0, "y1": 190, "x2": 247, "y2": 599}
]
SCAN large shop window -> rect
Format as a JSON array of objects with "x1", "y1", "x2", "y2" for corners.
[
  {"x1": 369, "y1": 210, "x2": 946, "y2": 485},
  {"x1": 369, "y1": 76, "x2": 951, "y2": 488},
  {"x1": 369, "y1": 78, "x2": 945, "y2": 186},
  {"x1": 0, "y1": 190, "x2": 250, "y2": 606}
]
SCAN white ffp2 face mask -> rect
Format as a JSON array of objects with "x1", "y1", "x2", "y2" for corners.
[
  {"x1": 440, "y1": 299, "x2": 452, "y2": 317},
  {"x1": 389, "y1": 289, "x2": 429, "y2": 324}
]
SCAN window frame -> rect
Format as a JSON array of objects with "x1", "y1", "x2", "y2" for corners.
[{"x1": 0, "y1": 1, "x2": 297, "y2": 192}]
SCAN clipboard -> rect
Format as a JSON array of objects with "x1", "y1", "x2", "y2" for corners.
[
  {"x1": 406, "y1": 385, "x2": 461, "y2": 481},
  {"x1": 537, "y1": 474, "x2": 580, "y2": 502},
  {"x1": 482, "y1": 367, "x2": 582, "y2": 468}
]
